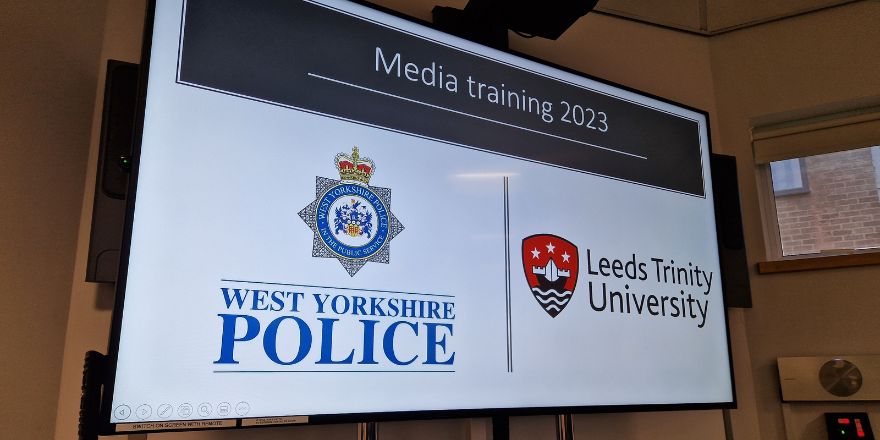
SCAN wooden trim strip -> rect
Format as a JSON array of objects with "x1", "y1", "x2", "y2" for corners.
[{"x1": 757, "y1": 252, "x2": 880, "y2": 274}]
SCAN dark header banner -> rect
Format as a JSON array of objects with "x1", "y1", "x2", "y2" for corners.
[{"x1": 178, "y1": 0, "x2": 706, "y2": 196}]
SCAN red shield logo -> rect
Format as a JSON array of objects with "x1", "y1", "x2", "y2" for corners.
[{"x1": 522, "y1": 234, "x2": 579, "y2": 318}]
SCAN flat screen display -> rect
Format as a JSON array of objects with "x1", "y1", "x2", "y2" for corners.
[{"x1": 104, "y1": 0, "x2": 734, "y2": 432}]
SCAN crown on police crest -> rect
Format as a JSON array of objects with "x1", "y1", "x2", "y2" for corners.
[{"x1": 335, "y1": 147, "x2": 375, "y2": 185}]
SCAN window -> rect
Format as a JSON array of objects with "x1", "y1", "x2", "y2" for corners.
[
  {"x1": 769, "y1": 147, "x2": 880, "y2": 256},
  {"x1": 753, "y1": 106, "x2": 880, "y2": 262},
  {"x1": 770, "y1": 158, "x2": 809, "y2": 195}
]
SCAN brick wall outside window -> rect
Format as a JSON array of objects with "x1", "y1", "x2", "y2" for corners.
[{"x1": 774, "y1": 147, "x2": 880, "y2": 256}]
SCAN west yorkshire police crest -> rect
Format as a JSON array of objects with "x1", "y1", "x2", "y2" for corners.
[{"x1": 299, "y1": 147, "x2": 404, "y2": 276}]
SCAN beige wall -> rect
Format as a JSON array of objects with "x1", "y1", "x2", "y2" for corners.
[
  {"x1": 1, "y1": 0, "x2": 873, "y2": 439},
  {"x1": 710, "y1": 2, "x2": 880, "y2": 440},
  {"x1": 0, "y1": 1, "x2": 108, "y2": 439},
  {"x1": 52, "y1": 2, "x2": 148, "y2": 440}
]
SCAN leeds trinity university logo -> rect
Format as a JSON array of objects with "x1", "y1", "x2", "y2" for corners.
[
  {"x1": 522, "y1": 234, "x2": 579, "y2": 317},
  {"x1": 299, "y1": 147, "x2": 404, "y2": 276}
]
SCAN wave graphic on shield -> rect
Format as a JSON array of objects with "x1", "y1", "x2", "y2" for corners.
[{"x1": 521, "y1": 234, "x2": 579, "y2": 318}]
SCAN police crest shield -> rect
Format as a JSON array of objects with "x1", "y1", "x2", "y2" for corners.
[
  {"x1": 299, "y1": 147, "x2": 404, "y2": 276},
  {"x1": 521, "y1": 234, "x2": 579, "y2": 317}
]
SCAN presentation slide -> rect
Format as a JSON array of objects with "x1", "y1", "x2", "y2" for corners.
[{"x1": 107, "y1": 0, "x2": 733, "y2": 430}]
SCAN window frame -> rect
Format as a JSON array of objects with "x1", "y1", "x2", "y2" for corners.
[{"x1": 753, "y1": 105, "x2": 880, "y2": 272}]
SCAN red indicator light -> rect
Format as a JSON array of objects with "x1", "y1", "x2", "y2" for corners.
[
  {"x1": 839, "y1": 418, "x2": 852, "y2": 425},
  {"x1": 855, "y1": 418, "x2": 865, "y2": 437}
]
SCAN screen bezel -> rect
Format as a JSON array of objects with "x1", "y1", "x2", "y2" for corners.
[{"x1": 99, "y1": 0, "x2": 737, "y2": 434}]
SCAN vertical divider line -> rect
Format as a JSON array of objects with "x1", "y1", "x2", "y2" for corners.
[{"x1": 504, "y1": 176, "x2": 513, "y2": 372}]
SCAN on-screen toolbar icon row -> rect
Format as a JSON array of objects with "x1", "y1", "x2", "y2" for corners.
[{"x1": 113, "y1": 401, "x2": 250, "y2": 421}]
